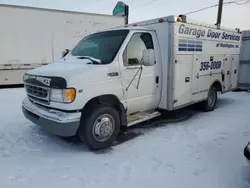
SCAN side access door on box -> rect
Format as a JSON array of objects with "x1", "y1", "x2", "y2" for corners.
[
  {"x1": 173, "y1": 37, "x2": 206, "y2": 109},
  {"x1": 193, "y1": 54, "x2": 223, "y2": 101},
  {"x1": 173, "y1": 52, "x2": 193, "y2": 108},
  {"x1": 223, "y1": 54, "x2": 239, "y2": 91}
]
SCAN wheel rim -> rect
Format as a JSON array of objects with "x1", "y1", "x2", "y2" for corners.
[
  {"x1": 92, "y1": 114, "x2": 115, "y2": 142},
  {"x1": 208, "y1": 89, "x2": 216, "y2": 107}
]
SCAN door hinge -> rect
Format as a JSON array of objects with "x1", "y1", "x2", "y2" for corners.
[{"x1": 174, "y1": 100, "x2": 178, "y2": 103}]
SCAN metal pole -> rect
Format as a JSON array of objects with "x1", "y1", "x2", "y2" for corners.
[
  {"x1": 216, "y1": 0, "x2": 223, "y2": 29},
  {"x1": 125, "y1": 15, "x2": 128, "y2": 25},
  {"x1": 125, "y1": 5, "x2": 129, "y2": 25}
]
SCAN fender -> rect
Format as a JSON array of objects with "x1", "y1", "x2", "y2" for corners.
[
  {"x1": 82, "y1": 94, "x2": 127, "y2": 126},
  {"x1": 209, "y1": 79, "x2": 223, "y2": 93}
]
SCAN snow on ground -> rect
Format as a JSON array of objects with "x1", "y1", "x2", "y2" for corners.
[{"x1": 0, "y1": 88, "x2": 250, "y2": 188}]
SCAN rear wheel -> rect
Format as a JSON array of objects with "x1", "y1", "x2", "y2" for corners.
[
  {"x1": 201, "y1": 86, "x2": 217, "y2": 112},
  {"x1": 78, "y1": 105, "x2": 120, "y2": 150}
]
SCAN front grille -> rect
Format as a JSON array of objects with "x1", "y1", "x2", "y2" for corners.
[
  {"x1": 28, "y1": 95, "x2": 49, "y2": 104},
  {"x1": 26, "y1": 85, "x2": 48, "y2": 98},
  {"x1": 25, "y1": 84, "x2": 50, "y2": 104}
]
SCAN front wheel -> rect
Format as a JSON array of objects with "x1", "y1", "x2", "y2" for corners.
[
  {"x1": 201, "y1": 86, "x2": 218, "y2": 112},
  {"x1": 78, "y1": 105, "x2": 120, "y2": 150}
]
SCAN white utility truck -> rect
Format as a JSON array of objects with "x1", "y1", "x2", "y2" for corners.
[
  {"x1": 0, "y1": 4, "x2": 124, "y2": 85},
  {"x1": 22, "y1": 15, "x2": 241, "y2": 150}
]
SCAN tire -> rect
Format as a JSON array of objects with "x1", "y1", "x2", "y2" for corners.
[
  {"x1": 78, "y1": 105, "x2": 120, "y2": 150},
  {"x1": 201, "y1": 86, "x2": 218, "y2": 112}
]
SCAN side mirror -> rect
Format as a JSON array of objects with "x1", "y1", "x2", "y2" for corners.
[
  {"x1": 62, "y1": 49, "x2": 70, "y2": 58},
  {"x1": 142, "y1": 49, "x2": 155, "y2": 66}
]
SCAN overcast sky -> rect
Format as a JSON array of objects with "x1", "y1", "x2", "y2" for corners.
[{"x1": 0, "y1": 0, "x2": 249, "y2": 30}]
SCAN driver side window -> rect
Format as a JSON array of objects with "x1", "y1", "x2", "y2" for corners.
[{"x1": 123, "y1": 32, "x2": 154, "y2": 66}]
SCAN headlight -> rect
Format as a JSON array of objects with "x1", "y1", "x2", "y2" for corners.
[{"x1": 50, "y1": 88, "x2": 76, "y2": 103}]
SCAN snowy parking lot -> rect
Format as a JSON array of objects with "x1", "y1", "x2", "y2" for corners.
[{"x1": 0, "y1": 88, "x2": 250, "y2": 188}]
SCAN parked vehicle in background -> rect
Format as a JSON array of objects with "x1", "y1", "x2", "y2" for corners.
[
  {"x1": 238, "y1": 30, "x2": 250, "y2": 90},
  {"x1": 22, "y1": 15, "x2": 242, "y2": 150},
  {"x1": 244, "y1": 142, "x2": 250, "y2": 163},
  {"x1": 0, "y1": 4, "x2": 125, "y2": 86}
]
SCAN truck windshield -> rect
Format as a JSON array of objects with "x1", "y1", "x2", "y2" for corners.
[{"x1": 71, "y1": 30, "x2": 129, "y2": 64}]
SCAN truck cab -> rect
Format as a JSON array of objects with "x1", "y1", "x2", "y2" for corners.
[
  {"x1": 22, "y1": 26, "x2": 162, "y2": 149},
  {"x1": 22, "y1": 15, "x2": 241, "y2": 150}
]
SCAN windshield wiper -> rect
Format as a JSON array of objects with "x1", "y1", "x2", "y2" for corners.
[{"x1": 77, "y1": 56, "x2": 101, "y2": 64}]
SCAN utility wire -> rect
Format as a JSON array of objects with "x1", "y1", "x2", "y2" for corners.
[
  {"x1": 130, "y1": 0, "x2": 248, "y2": 12},
  {"x1": 184, "y1": 2, "x2": 233, "y2": 15},
  {"x1": 132, "y1": 0, "x2": 159, "y2": 10},
  {"x1": 234, "y1": 0, "x2": 250, "y2": 5},
  {"x1": 184, "y1": 0, "x2": 249, "y2": 15}
]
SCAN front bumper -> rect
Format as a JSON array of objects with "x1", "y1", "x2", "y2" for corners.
[
  {"x1": 22, "y1": 97, "x2": 81, "y2": 137},
  {"x1": 244, "y1": 142, "x2": 250, "y2": 163}
]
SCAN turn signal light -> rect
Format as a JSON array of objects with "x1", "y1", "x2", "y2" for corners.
[{"x1": 63, "y1": 88, "x2": 76, "y2": 103}]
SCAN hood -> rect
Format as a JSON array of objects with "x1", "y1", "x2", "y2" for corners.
[
  {"x1": 27, "y1": 58, "x2": 96, "y2": 78},
  {"x1": 25, "y1": 56, "x2": 119, "y2": 88}
]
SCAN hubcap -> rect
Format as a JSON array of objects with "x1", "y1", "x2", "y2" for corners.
[
  {"x1": 208, "y1": 90, "x2": 216, "y2": 107},
  {"x1": 92, "y1": 114, "x2": 115, "y2": 142}
]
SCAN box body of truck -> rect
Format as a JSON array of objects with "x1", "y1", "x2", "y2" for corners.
[
  {"x1": 123, "y1": 16, "x2": 241, "y2": 111},
  {"x1": 238, "y1": 30, "x2": 250, "y2": 90},
  {"x1": 0, "y1": 4, "x2": 124, "y2": 85},
  {"x1": 21, "y1": 15, "x2": 241, "y2": 150},
  {"x1": 168, "y1": 18, "x2": 240, "y2": 110}
]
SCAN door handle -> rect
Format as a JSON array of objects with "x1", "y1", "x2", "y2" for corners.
[
  {"x1": 156, "y1": 76, "x2": 159, "y2": 84},
  {"x1": 227, "y1": 71, "x2": 230, "y2": 75},
  {"x1": 222, "y1": 73, "x2": 225, "y2": 82},
  {"x1": 196, "y1": 73, "x2": 199, "y2": 79}
]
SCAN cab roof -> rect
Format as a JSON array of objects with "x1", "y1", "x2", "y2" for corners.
[{"x1": 102, "y1": 26, "x2": 155, "y2": 32}]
